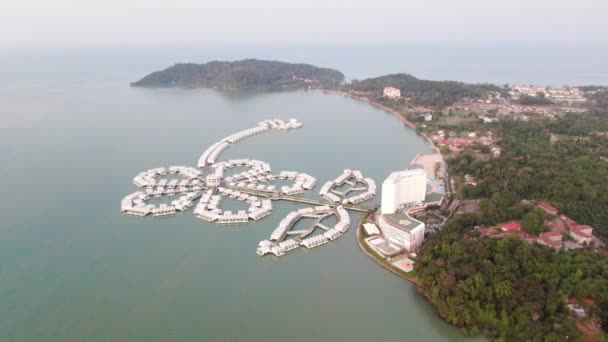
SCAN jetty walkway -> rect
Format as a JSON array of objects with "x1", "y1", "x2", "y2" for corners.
[{"x1": 225, "y1": 185, "x2": 371, "y2": 213}]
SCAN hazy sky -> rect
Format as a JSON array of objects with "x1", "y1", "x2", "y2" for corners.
[{"x1": 2, "y1": 0, "x2": 607, "y2": 46}]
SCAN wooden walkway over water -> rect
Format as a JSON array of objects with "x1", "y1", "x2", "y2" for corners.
[{"x1": 225, "y1": 186, "x2": 371, "y2": 213}]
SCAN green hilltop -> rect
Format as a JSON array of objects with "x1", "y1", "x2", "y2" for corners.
[
  {"x1": 346, "y1": 73, "x2": 507, "y2": 107},
  {"x1": 131, "y1": 59, "x2": 344, "y2": 90}
]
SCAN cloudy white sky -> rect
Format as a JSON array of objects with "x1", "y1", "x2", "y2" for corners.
[{"x1": 1, "y1": 0, "x2": 607, "y2": 46}]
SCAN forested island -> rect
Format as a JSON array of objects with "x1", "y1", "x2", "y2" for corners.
[{"x1": 131, "y1": 59, "x2": 344, "y2": 90}]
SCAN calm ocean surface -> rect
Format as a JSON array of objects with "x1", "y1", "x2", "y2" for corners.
[
  {"x1": 0, "y1": 71, "x2": 479, "y2": 341},
  {"x1": 3, "y1": 45, "x2": 602, "y2": 341}
]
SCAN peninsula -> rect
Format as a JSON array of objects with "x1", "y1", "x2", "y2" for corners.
[{"x1": 131, "y1": 59, "x2": 344, "y2": 90}]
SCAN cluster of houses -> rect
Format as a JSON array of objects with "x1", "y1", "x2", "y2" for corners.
[
  {"x1": 122, "y1": 190, "x2": 201, "y2": 217},
  {"x1": 319, "y1": 169, "x2": 377, "y2": 204},
  {"x1": 476, "y1": 201, "x2": 600, "y2": 250},
  {"x1": 218, "y1": 159, "x2": 317, "y2": 196},
  {"x1": 122, "y1": 166, "x2": 206, "y2": 216},
  {"x1": 439, "y1": 97, "x2": 587, "y2": 121},
  {"x1": 535, "y1": 202, "x2": 596, "y2": 248},
  {"x1": 256, "y1": 205, "x2": 351, "y2": 257},
  {"x1": 510, "y1": 85, "x2": 587, "y2": 104},
  {"x1": 291, "y1": 75, "x2": 320, "y2": 84},
  {"x1": 212, "y1": 159, "x2": 272, "y2": 181},
  {"x1": 193, "y1": 187, "x2": 273, "y2": 223},
  {"x1": 132, "y1": 166, "x2": 203, "y2": 189},
  {"x1": 430, "y1": 129, "x2": 501, "y2": 156}
]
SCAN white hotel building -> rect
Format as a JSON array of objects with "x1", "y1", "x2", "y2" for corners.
[
  {"x1": 377, "y1": 213, "x2": 425, "y2": 252},
  {"x1": 377, "y1": 168, "x2": 427, "y2": 252},
  {"x1": 383, "y1": 86, "x2": 401, "y2": 99},
  {"x1": 381, "y1": 168, "x2": 426, "y2": 214}
]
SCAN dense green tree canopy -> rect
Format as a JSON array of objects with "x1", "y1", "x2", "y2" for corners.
[
  {"x1": 415, "y1": 102, "x2": 608, "y2": 340},
  {"x1": 416, "y1": 214, "x2": 608, "y2": 340},
  {"x1": 131, "y1": 59, "x2": 345, "y2": 90},
  {"x1": 448, "y1": 114, "x2": 608, "y2": 239},
  {"x1": 345, "y1": 73, "x2": 506, "y2": 107},
  {"x1": 521, "y1": 210, "x2": 547, "y2": 234}
]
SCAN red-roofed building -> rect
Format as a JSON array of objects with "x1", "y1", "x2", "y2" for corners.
[
  {"x1": 500, "y1": 221, "x2": 521, "y2": 232},
  {"x1": 570, "y1": 225, "x2": 594, "y2": 244},
  {"x1": 546, "y1": 218, "x2": 567, "y2": 232},
  {"x1": 538, "y1": 231, "x2": 562, "y2": 248},
  {"x1": 560, "y1": 215, "x2": 578, "y2": 229},
  {"x1": 537, "y1": 202, "x2": 558, "y2": 215},
  {"x1": 476, "y1": 227, "x2": 492, "y2": 237},
  {"x1": 476, "y1": 227, "x2": 503, "y2": 237},
  {"x1": 450, "y1": 146, "x2": 463, "y2": 153}
]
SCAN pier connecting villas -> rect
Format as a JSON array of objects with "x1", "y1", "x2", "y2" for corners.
[{"x1": 121, "y1": 119, "x2": 376, "y2": 257}]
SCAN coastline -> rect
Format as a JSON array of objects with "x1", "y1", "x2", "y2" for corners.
[
  {"x1": 320, "y1": 86, "x2": 440, "y2": 287},
  {"x1": 315, "y1": 88, "x2": 441, "y2": 154},
  {"x1": 335, "y1": 89, "x2": 459, "y2": 334},
  {"x1": 355, "y1": 214, "x2": 464, "y2": 337},
  {"x1": 354, "y1": 213, "x2": 418, "y2": 285}
]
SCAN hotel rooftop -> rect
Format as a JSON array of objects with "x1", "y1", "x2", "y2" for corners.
[{"x1": 382, "y1": 212, "x2": 423, "y2": 231}]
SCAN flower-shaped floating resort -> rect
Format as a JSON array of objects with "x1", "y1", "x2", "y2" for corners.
[{"x1": 120, "y1": 119, "x2": 376, "y2": 257}]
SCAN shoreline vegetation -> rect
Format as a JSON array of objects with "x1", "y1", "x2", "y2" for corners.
[{"x1": 318, "y1": 89, "x2": 414, "y2": 127}]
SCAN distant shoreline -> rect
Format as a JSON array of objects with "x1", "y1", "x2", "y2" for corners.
[
  {"x1": 315, "y1": 88, "x2": 415, "y2": 128},
  {"x1": 313, "y1": 88, "x2": 441, "y2": 153}
]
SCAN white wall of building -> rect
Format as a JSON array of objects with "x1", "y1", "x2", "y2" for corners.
[
  {"x1": 381, "y1": 169, "x2": 426, "y2": 214},
  {"x1": 383, "y1": 86, "x2": 401, "y2": 99},
  {"x1": 378, "y1": 215, "x2": 425, "y2": 252}
]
